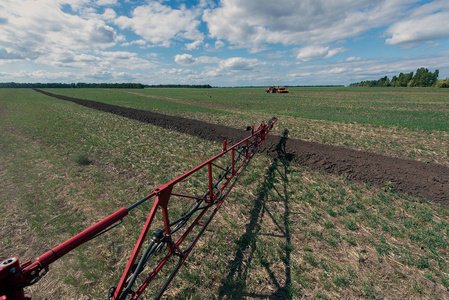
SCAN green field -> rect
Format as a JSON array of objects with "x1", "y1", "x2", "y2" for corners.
[
  {"x1": 50, "y1": 86, "x2": 449, "y2": 130},
  {"x1": 48, "y1": 86, "x2": 449, "y2": 166},
  {"x1": 1, "y1": 87, "x2": 449, "y2": 299}
]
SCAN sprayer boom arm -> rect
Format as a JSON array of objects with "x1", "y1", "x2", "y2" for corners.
[{"x1": 0, "y1": 117, "x2": 278, "y2": 300}]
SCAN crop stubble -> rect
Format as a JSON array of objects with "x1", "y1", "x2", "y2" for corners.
[{"x1": 34, "y1": 89, "x2": 449, "y2": 206}]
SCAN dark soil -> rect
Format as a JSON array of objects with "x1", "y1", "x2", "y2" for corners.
[{"x1": 35, "y1": 89, "x2": 449, "y2": 205}]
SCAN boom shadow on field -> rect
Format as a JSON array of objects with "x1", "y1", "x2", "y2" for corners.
[{"x1": 218, "y1": 129, "x2": 297, "y2": 299}]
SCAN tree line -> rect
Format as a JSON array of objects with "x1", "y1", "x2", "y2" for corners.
[
  {"x1": 0, "y1": 82, "x2": 213, "y2": 89},
  {"x1": 349, "y1": 68, "x2": 446, "y2": 88},
  {"x1": 144, "y1": 84, "x2": 212, "y2": 88},
  {"x1": 0, "y1": 82, "x2": 145, "y2": 89}
]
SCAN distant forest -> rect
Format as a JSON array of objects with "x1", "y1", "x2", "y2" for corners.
[
  {"x1": 350, "y1": 67, "x2": 448, "y2": 88},
  {"x1": 0, "y1": 82, "x2": 145, "y2": 89},
  {"x1": 145, "y1": 84, "x2": 212, "y2": 88},
  {"x1": 0, "y1": 82, "x2": 213, "y2": 89}
]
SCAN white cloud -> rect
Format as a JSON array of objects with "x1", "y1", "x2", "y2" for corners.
[
  {"x1": 175, "y1": 53, "x2": 197, "y2": 65},
  {"x1": 218, "y1": 57, "x2": 262, "y2": 71},
  {"x1": 97, "y1": 50, "x2": 157, "y2": 70},
  {"x1": 67, "y1": 0, "x2": 92, "y2": 12},
  {"x1": 0, "y1": 0, "x2": 118, "y2": 67},
  {"x1": 322, "y1": 67, "x2": 347, "y2": 75},
  {"x1": 346, "y1": 57, "x2": 361, "y2": 62},
  {"x1": 0, "y1": 67, "x2": 147, "y2": 84},
  {"x1": 115, "y1": 1, "x2": 204, "y2": 47},
  {"x1": 0, "y1": 48, "x2": 24, "y2": 60},
  {"x1": 161, "y1": 68, "x2": 194, "y2": 75},
  {"x1": 296, "y1": 46, "x2": 345, "y2": 61},
  {"x1": 0, "y1": 0, "x2": 447, "y2": 86},
  {"x1": 35, "y1": 48, "x2": 156, "y2": 71},
  {"x1": 197, "y1": 56, "x2": 220, "y2": 64},
  {"x1": 89, "y1": 24, "x2": 116, "y2": 44},
  {"x1": 174, "y1": 54, "x2": 220, "y2": 65},
  {"x1": 95, "y1": 0, "x2": 118, "y2": 6},
  {"x1": 285, "y1": 49, "x2": 449, "y2": 86},
  {"x1": 203, "y1": 0, "x2": 410, "y2": 50},
  {"x1": 101, "y1": 8, "x2": 117, "y2": 20},
  {"x1": 40, "y1": 51, "x2": 101, "y2": 68},
  {"x1": 84, "y1": 70, "x2": 136, "y2": 81},
  {"x1": 185, "y1": 40, "x2": 202, "y2": 50},
  {"x1": 0, "y1": 69, "x2": 77, "y2": 82},
  {"x1": 171, "y1": 56, "x2": 263, "y2": 84},
  {"x1": 205, "y1": 40, "x2": 226, "y2": 51},
  {"x1": 121, "y1": 39, "x2": 147, "y2": 47},
  {"x1": 214, "y1": 40, "x2": 225, "y2": 49},
  {"x1": 386, "y1": 1, "x2": 449, "y2": 48}
]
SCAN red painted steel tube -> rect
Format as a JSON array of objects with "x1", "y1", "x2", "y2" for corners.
[
  {"x1": 113, "y1": 184, "x2": 175, "y2": 299},
  {"x1": 232, "y1": 148, "x2": 235, "y2": 173},
  {"x1": 36, "y1": 207, "x2": 129, "y2": 268},
  {"x1": 0, "y1": 208, "x2": 129, "y2": 300},
  {"x1": 208, "y1": 163, "x2": 213, "y2": 201}
]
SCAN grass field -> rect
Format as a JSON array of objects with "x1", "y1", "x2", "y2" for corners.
[{"x1": 1, "y1": 87, "x2": 449, "y2": 299}]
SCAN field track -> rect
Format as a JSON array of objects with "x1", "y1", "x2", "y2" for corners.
[{"x1": 34, "y1": 88, "x2": 449, "y2": 205}]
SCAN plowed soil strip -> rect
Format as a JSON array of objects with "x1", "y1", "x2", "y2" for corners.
[{"x1": 35, "y1": 89, "x2": 449, "y2": 205}]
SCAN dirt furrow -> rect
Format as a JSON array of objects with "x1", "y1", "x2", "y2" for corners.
[{"x1": 34, "y1": 89, "x2": 449, "y2": 205}]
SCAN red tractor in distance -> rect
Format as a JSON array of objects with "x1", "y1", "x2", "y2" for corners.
[{"x1": 266, "y1": 86, "x2": 289, "y2": 93}]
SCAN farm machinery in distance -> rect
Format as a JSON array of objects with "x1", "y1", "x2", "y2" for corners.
[{"x1": 266, "y1": 85, "x2": 289, "y2": 93}]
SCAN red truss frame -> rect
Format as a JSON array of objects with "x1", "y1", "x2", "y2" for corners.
[{"x1": 0, "y1": 117, "x2": 277, "y2": 300}]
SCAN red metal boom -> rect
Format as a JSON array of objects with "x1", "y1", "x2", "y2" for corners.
[{"x1": 0, "y1": 117, "x2": 278, "y2": 300}]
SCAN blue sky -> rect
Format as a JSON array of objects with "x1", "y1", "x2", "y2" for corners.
[{"x1": 0, "y1": 0, "x2": 448, "y2": 86}]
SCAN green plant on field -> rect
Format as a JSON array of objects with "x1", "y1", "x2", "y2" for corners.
[{"x1": 73, "y1": 152, "x2": 91, "y2": 165}]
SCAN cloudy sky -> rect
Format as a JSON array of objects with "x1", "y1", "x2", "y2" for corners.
[{"x1": 0, "y1": 0, "x2": 448, "y2": 86}]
